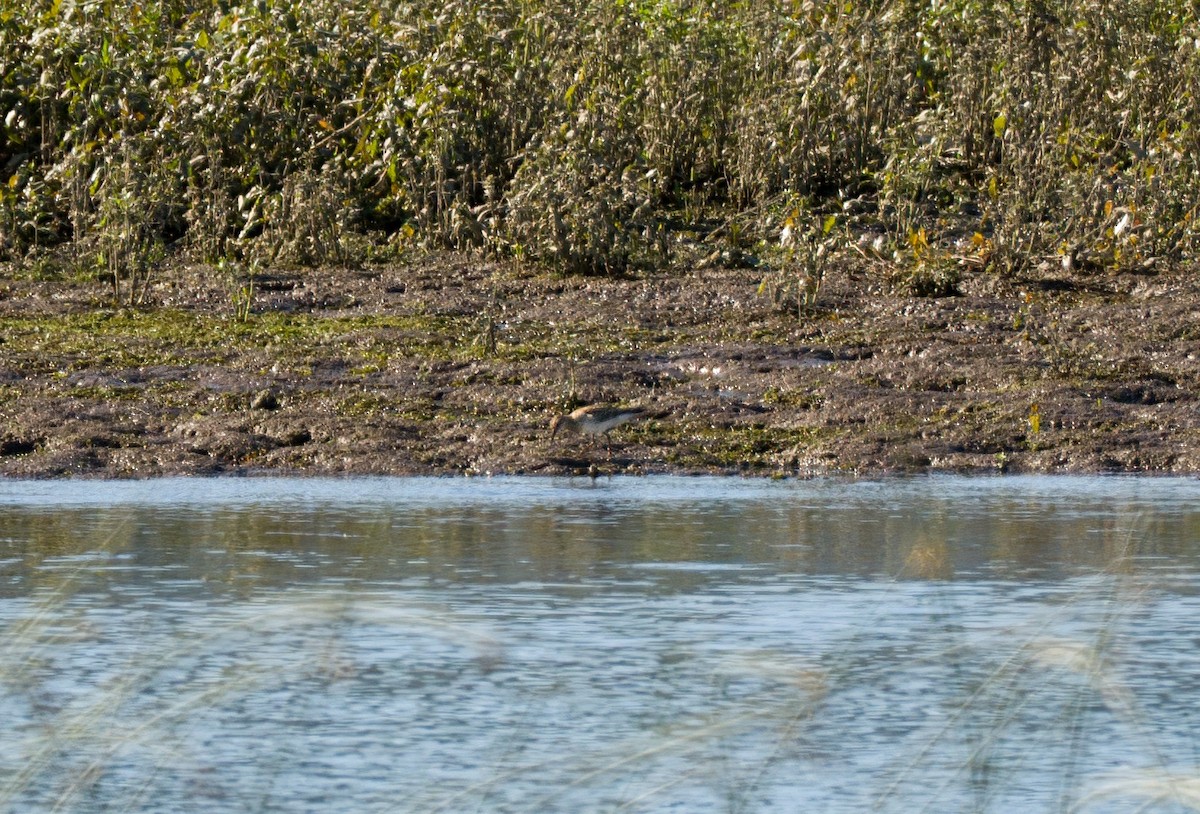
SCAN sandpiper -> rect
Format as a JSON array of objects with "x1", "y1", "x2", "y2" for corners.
[{"x1": 550, "y1": 404, "x2": 649, "y2": 440}]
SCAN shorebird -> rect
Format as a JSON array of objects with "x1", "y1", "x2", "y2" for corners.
[{"x1": 550, "y1": 404, "x2": 649, "y2": 441}]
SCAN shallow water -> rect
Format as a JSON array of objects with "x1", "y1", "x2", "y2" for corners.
[{"x1": 2, "y1": 475, "x2": 1200, "y2": 813}]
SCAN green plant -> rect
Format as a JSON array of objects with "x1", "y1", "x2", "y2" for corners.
[
  {"x1": 90, "y1": 139, "x2": 170, "y2": 305},
  {"x1": 3, "y1": 0, "x2": 1200, "y2": 280},
  {"x1": 759, "y1": 209, "x2": 842, "y2": 314},
  {"x1": 220, "y1": 259, "x2": 256, "y2": 323}
]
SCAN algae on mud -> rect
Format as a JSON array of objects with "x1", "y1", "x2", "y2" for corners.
[{"x1": 2, "y1": 254, "x2": 1199, "y2": 478}]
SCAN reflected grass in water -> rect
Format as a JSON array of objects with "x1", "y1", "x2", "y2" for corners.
[
  {"x1": 428, "y1": 651, "x2": 830, "y2": 814},
  {"x1": 1, "y1": 581, "x2": 502, "y2": 811},
  {"x1": 872, "y1": 527, "x2": 1198, "y2": 814},
  {"x1": 4, "y1": 579, "x2": 1185, "y2": 813},
  {"x1": 1079, "y1": 769, "x2": 1200, "y2": 812},
  {"x1": 2, "y1": 478, "x2": 1200, "y2": 813}
]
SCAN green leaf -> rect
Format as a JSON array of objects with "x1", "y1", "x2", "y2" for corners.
[{"x1": 992, "y1": 113, "x2": 1007, "y2": 139}]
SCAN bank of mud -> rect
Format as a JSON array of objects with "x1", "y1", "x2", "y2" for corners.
[{"x1": 2, "y1": 254, "x2": 1199, "y2": 479}]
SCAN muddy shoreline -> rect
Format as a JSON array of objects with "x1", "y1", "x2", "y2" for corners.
[{"x1": 2, "y1": 254, "x2": 1199, "y2": 479}]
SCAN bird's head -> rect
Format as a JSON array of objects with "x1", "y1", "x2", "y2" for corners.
[{"x1": 550, "y1": 413, "x2": 581, "y2": 439}]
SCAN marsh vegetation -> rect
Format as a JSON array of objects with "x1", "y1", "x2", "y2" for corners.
[{"x1": 3, "y1": 0, "x2": 1200, "y2": 291}]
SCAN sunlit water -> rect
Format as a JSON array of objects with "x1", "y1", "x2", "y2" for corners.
[{"x1": 2, "y1": 475, "x2": 1200, "y2": 813}]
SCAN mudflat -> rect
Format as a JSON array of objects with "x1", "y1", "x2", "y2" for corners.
[{"x1": 2, "y1": 255, "x2": 1198, "y2": 478}]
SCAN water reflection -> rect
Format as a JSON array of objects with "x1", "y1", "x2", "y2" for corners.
[{"x1": 1, "y1": 476, "x2": 1199, "y2": 812}]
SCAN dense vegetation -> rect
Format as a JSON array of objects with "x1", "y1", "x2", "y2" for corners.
[{"x1": 3, "y1": 0, "x2": 1200, "y2": 301}]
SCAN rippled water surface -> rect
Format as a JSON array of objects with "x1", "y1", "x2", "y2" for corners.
[{"x1": 3, "y1": 475, "x2": 1200, "y2": 813}]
